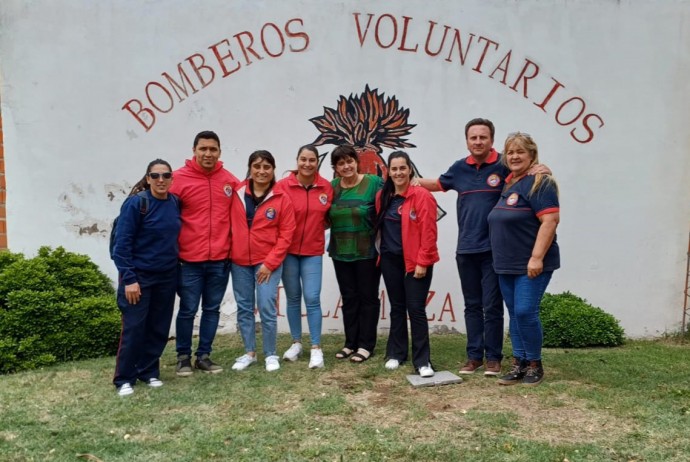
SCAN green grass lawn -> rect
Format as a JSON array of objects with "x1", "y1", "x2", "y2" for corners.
[{"x1": 1, "y1": 333, "x2": 689, "y2": 462}]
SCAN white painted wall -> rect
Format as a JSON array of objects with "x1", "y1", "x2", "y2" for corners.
[{"x1": 1, "y1": 0, "x2": 689, "y2": 337}]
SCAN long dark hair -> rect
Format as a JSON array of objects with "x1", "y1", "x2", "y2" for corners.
[
  {"x1": 375, "y1": 151, "x2": 413, "y2": 232},
  {"x1": 128, "y1": 158, "x2": 173, "y2": 196}
]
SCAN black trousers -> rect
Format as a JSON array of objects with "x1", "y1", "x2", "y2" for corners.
[
  {"x1": 113, "y1": 268, "x2": 177, "y2": 388},
  {"x1": 333, "y1": 258, "x2": 381, "y2": 352},
  {"x1": 380, "y1": 253, "x2": 433, "y2": 369}
]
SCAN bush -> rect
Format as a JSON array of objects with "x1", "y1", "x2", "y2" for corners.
[
  {"x1": 0, "y1": 247, "x2": 120, "y2": 374},
  {"x1": 541, "y1": 291, "x2": 625, "y2": 348}
]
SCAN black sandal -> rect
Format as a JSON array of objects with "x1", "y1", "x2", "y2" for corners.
[
  {"x1": 349, "y1": 348, "x2": 371, "y2": 363},
  {"x1": 335, "y1": 348, "x2": 354, "y2": 360}
]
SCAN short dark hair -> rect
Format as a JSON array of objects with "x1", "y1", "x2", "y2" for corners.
[
  {"x1": 464, "y1": 118, "x2": 495, "y2": 141},
  {"x1": 297, "y1": 144, "x2": 319, "y2": 159},
  {"x1": 193, "y1": 130, "x2": 221, "y2": 149},
  {"x1": 330, "y1": 145, "x2": 358, "y2": 169}
]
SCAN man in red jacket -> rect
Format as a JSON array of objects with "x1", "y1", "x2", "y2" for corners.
[{"x1": 169, "y1": 131, "x2": 240, "y2": 376}]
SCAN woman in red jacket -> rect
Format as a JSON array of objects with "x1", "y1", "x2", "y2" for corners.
[
  {"x1": 230, "y1": 150, "x2": 296, "y2": 372},
  {"x1": 275, "y1": 145, "x2": 334, "y2": 369},
  {"x1": 375, "y1": 151, "x2": 439, "y2": 378}
]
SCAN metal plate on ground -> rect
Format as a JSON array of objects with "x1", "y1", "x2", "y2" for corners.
[{"x1": 406, "y1": 371, "x2": 463, "y2": 387}]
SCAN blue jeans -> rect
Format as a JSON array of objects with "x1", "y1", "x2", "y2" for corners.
[
  {"x1": 232, "y1": 263, "x2": 283, "y2": 357},
  {"x1": 498, "y1": 272, "x2": 553, "y2": 361},
  {"x1": 282, "y1": 254, "x2": 323, "y2": 346},
  {"x1": 114, "y1": 268, "x2": 177, "y2": 387},
  {"x1": 456, "y1": 252, "x2": 504, "y2": 362},
  {"x1": 175, "y1": 261, "x2": 231, "y2": 358}
]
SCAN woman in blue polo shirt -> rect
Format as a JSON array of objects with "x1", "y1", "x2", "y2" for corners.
[{"x1": 487, "y1": 133, "x2": 560, "y2": 387}]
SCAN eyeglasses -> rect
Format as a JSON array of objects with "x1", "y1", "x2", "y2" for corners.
[
  {"x1": 506, "y1": 131, "x2": 532, "y2": 139},
  {"x1": 148, "y1": 172, "x2": 172, "y2": 180}
]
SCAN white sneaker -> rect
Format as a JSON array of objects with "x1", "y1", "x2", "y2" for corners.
[
  {"x1": 419, "y1": 364, "x2": 435, "y2": 378},
  {"x1": 232, "y1": 354, "x2": 257, "y2": 371},
  {"x1": 308, "y1": 348, "x2": 324, "y2": 369},
  {"x1": 265, "y1": 355, "x2": 281, "y2": 372},
  {"x1": 117, "y1": 383, "x2": 134, "y2": 396},
  {"x1": 282, "y1": 342, "x2": 303, "y2": 362},
  {"x1": 385, "y1": 359, "x2": 400, "y2": 370},
  {"x1": 147, "y1": 378, "x2": 163, "y2": 388}
]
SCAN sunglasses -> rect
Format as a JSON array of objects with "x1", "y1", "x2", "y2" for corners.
[
  {"x1": 507, "y1": 131, "x2": 532, "y2": 139},
  {"x1": 148, "y1": 172, "x2": 173, "y2": 180}
]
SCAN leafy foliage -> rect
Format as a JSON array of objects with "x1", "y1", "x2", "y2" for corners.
[
  {"x1": 541, "y1": 291, "x2": 625, "y2": 348},
  {"x1": 0, "y1": 247, "x2": 119, "y2": 374}
]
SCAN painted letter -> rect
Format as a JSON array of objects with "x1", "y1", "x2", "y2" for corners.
[
  {"x1": 353, "y1": 12, "x2": 375, "y2": 46},
  {"x1": 234, "y1": 31, "x2": 264, "y2": 65},
  {"x1": 508, "y1": 58, "x2": 540, "y2": 97},
  {"x1": 555, "y1": 96, "x2": 586, "y2": 126},
  {"x1": 445, "y1": 29, "x2": 475, "y2": 65},
  {"x1": 397, "y1": 16, "x2": 419, "y2": 52},
  {"x1": 425, "y1": 21, "x2": 450, "y2": 57},
  {"x1": 534, "y1": 78, "x2": 565, "y2": 112},
  {"x1": 488, "y1": 50, "x2": 512, "y2": 84},
  {"x1": 438, "y1": 293, "x2": 456, "y2": 322},
  {"x1": 185, "y1": 53, "x2": 216, "y2": 88},
  {"x1": 472, "y1": 36, "x2": 499, "y2": 73},
  {"x1": 375, "y1": 14, "x2": 398, "y2": 49},
  {"x1": 145, "y1": 81, "x2": 174, "y2": 113},
  {"x1": 285, "y1": 18, "x2": 310, "y2": 52},
  {"x1": 161, "y1": 64, "x2": 199, "y2": 102},
  {"x1": 261, "y1": 22, "x2": 286, "y2": 58},
  {"x1": 209, "y1": 39, "x2": 241, "y2": 77},
  {"x1": 122, "y1": 99, "x2": 155, "y2": 131},
  {"x1": 570, "y1": 113, "x2": 604, "y2": 143}
]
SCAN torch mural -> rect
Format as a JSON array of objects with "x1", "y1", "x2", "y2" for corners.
[{"x1": 309, "y1": 85, "x2": 446, "y2": 219}]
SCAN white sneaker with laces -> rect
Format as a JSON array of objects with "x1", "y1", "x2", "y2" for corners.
[
  {"x1": 232, "y1": 354, "x2": 257, "y2": 371},
  {"x1": 283, "y1": 342, "x2": 303, "y2": 362},
  {"x1": 419, "y1": 364, "x2": 435, "y2": 378},
  {"x1": 147, "y1": 378, "x2": 163, "y2": 388},
  {"x1": 265, "y1": 355, "x2": 281, "y2": 372},
  {"x1": 308, "y1": 348, "x2": 324, "y2": 369},
  {"x1": 117, "y1": 383, "x2": 134, "y2": 396},
  {"x1": 385, "y1": 359, "x2": 400, "y2": 370}
]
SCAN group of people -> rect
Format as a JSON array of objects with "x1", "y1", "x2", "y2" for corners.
[{"x1": 110, "y1": 118, "x2": 560, "y2": 397}]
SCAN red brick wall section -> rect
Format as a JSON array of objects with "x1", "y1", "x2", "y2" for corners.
[{"x1": 0, "y1": 104, "x2": 7, "y2": 250}]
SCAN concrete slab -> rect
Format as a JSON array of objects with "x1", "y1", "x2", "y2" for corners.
[{"x1": 406, "y1": 370, "x2": 463, "y2": 387}]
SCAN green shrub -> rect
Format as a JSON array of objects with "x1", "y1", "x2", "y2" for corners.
[
  {"x1": 540, "y1": 291, "x2": 625, "y2": 348},
  {"x1": 0, "y1": 247, "x2": 120, "y2": 374}
]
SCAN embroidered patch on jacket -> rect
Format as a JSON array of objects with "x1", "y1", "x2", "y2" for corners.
[
  {"x1": 265, "y1": 207, "x2": 276, "y2": 220},
  {"x1": 409, "y1": 208, "x2": 417, "y2": 220},
  {"x1": 506, "y1": 193, "x2": 519, "y2": 206},
  {"x1": 486, "y1": 174, "x2": 501, "y2": 188},
  {"x1": 319, "y1": 193, "x2": 328, "y2": 205},
  {"x1": 224, "y1": 185, "x2": 233, "y2": 197}
]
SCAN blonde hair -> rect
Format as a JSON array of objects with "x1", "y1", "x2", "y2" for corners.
[{"x1": 502, "y1": 133, "x2": 558, "y2": 198}]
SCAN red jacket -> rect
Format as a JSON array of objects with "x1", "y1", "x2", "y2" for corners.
[
  {"x1": 274, "y1": 173, "x2": 333, "y2": 256},
  {"x1": 230, "y1": 181, "x2": 296, "y2": 270},
  {"x1": 169, "y1": 159, "x2": 239, "y2": 262},
  {"x1": 376, "y1": 185, "x2": 440, "y2": 273}
]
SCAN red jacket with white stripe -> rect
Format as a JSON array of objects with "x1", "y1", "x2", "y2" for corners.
[
  {"x1": 376, "y1": 185, "x2": 440, "y2": 273},
  {"x1": 169, "y1": 159, "x2": 239, "y2": 262},
  {"x1": 274, "y1": 173, "x2": 333, "y2": 256},
  {"x1": 230, "y1": 181, "x2": 296, "y2": 270}
]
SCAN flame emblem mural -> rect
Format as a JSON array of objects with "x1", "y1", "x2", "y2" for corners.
[{"x1": 309, "y1": 85, "x2": 446, "y2": 220}]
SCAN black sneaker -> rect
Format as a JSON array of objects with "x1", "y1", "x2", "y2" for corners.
[
  {"x1": 194, "y1": 354, "x2": 223, "y2": 374},
  {"x1": 522, "y1": 360, "x2": 544, "y2": 386},
  {"x1": 497, "y1": 357, "x2": 527, "y2": 386},
  {"x1": 176, "y1": 354, "x2": 193, "y2": 377}
]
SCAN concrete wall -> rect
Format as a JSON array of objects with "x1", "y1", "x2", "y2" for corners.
[{"x1": 1, "y1": 0, "x2": 689, "y2": 336}]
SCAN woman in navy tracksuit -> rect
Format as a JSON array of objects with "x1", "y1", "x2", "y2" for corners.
[{"x1": 112, "y1": 159, "x2": 181, "y2": 396}]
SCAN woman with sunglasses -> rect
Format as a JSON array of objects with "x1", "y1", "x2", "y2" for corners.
[
  {"x1": 230, "y1": 150, "x2": 296, "y2": 372},
  {"x1": 375, "y1": 151, "x2": 439, "y2": 378},
  {"x1": 111, "y1": 159, "x2": 181, "y2": 396},
  {"x1": 488, "y1": 133, "x2": 560, "y2": 386}
]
